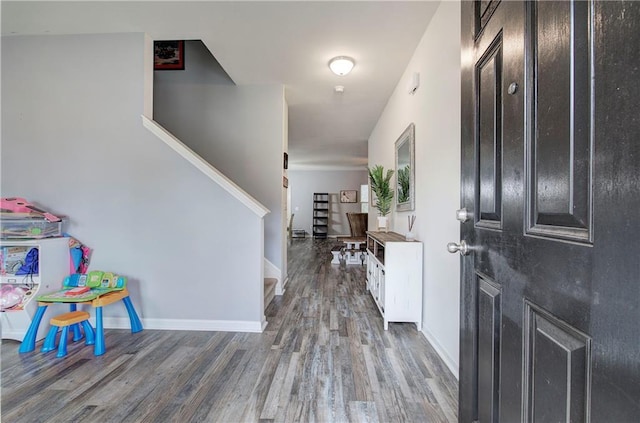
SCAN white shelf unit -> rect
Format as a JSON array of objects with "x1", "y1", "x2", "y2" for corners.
[
  {"x1": 366, "y1": 231, "x2": 423, "y2": 330},
  {"x1": 1, "y1": 237, "x2": 70, "y2": 341}
]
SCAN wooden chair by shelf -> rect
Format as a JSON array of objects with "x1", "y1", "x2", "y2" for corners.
[{"x1": 346, "y1": 212, "x2": 368, "y2": 239}]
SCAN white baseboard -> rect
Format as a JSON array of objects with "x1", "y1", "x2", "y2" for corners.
[
  {"x1": 421, "y1": 326, "x2": 459, "y2": 380},
  {"x1": 100, "y1": 317, "x2": 265, "y2": 333},
  {"x1": 280, "y1": 275, "x2": 289, "y2": 293},
  {"x1": 1, "y1": 330, "x2": 25, "y2": 342}
]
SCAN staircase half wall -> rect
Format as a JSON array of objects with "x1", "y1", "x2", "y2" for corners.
[{"x1": 1, "y1": 32, "x2": 270, "y2": 332}]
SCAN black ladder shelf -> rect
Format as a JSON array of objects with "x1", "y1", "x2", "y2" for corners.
[{"x1": 312, "y1": 193, "x2": 329, "y2": 239}]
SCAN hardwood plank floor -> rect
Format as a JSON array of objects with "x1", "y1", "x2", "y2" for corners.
[{"x1": 1, "y1": 238, "x2": 458, "y2": 422}]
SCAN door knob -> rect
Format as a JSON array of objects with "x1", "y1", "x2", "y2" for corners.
[
  {"x1": 447, "y1": 240, "x2": 470, "y2": 255},
  {"x1": 456, "y1": 208, "x2": 472, "y2": 222}
]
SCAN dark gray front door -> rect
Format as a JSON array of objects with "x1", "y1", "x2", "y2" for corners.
[{"x1": 459, "y1": 1, "x2": 640, "y2": 421}]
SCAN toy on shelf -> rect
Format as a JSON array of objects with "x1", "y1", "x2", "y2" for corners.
[
  {"x1": 0, "y1": 245, "x2": 39, "y2": 311},
  {"x1": 0, "y1": 197, "x2": 65, "y2": 240},
  {"x1": 0, "y1": 237, "x2": 70, "y2": 342},
  {"x1": 1, "y1": 285, "x2": 30, "y2": 311},
  {"x1": 0, "y1": 197, "x2": 61, "y2": 222},
  {"x1": 1, "y1": 218, "x2": 64, "y2": 240},
  {"x1": 1, "y1": 246, "x2": 39, "y2": 276},
  {"x1": 67, "y1": 236, "x2": 91, "y2": 274}
]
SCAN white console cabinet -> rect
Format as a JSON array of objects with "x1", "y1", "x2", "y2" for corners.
[
  {"x1": 1, "y1": 237, "x2": 70, "y2": 341},
  {"x1": 366, "y1": 231, "x2": 423, "y2": 330}
]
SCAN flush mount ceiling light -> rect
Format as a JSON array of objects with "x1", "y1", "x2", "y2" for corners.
[{"x1": 329, "y1": 56, "x2": 355, "y2": 76}]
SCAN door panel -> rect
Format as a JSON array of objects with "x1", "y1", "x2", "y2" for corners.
[
  {"x1": 476, "y1": 35, "x2": 503, "y2": 229},
  {"x1": 477, "y1": 275, "x2": 501, "y2": 423},
  {"x1": 460, "y1": 1, "x2": 640, "y2": 422},
  {"x1": 526, "y1": 0, "x2": 593, "y2": 242},
  {"x1": 477, "y1": 1, "x2": 501, "y2": 34},
  {"x1": 462, "y1": 1, "x2": 524, "y2": 421},
  {"x1": 523, "y1": 301, "x2": 591, "y2": 423}
]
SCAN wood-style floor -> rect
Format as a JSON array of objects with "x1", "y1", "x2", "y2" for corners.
[{"x1": 1, "y1": 238, "x2": 458, "y2": 422}]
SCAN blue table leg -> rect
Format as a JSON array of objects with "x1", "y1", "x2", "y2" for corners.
[
  {"x1": 94, "y1": 307, "x2": 105, "y2": 356},
  {"x1": 81, "y1": 320, "x2": 95, "y2": 346},
  {"x1": 69, "y1": 303, "x2": 82, "y2": 341},
  {"x1": 19, "y1": 305, "x2": 48, "y2": 353},
  {"x1": 122, "y1": 296, "x2": 143, "y2": 333}
]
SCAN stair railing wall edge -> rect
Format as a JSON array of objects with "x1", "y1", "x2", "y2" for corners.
[{"x1": 142, "y1": 115, "x2": 270, "y2": 218}]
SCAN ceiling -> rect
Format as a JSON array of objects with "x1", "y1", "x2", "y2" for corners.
[{"x1": 2, "y1": 1, "x2": 440, "y2": 170}]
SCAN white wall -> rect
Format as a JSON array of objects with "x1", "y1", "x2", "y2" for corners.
[
  {"x1": 1, "y1": 33, "x2": 265, "y2": 330},
  {"x1": 288, "y1": 170, "x2": 368, "y2": 236},
  {"x1": 368, "y1": 1, "x2": 461, "y2": 377},
  {"x1": 153, "y1": 41, "x2": 286, "y2": 279}
]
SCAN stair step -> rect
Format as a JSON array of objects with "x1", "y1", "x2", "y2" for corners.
[{"x1": 264, "y1": 278, "x2": 277, "y2": 308}]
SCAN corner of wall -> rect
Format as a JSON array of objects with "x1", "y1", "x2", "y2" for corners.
[
  {"x1": 423, "y1": 326, "x2": 459, "y2": 380},
  {"x1": 143, "y1": 33, "x2": 154, "y2": 119}
]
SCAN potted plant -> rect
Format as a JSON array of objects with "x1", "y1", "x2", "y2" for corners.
[{"x1": 368, "y1": 165, "x2": 394, "y2": 231}]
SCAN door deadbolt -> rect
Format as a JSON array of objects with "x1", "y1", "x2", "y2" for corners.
[{"x1": 456, "y1": 208, "x2": 471, "y2": 222}]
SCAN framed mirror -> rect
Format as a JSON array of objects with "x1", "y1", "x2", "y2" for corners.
[{"x1": 395, "y1": 123, "x2": 415, "y2": 211}]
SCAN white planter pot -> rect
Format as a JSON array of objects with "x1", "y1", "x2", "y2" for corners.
[{"x1": 377, "y1": 216, "x2": 388, "y2": 232}]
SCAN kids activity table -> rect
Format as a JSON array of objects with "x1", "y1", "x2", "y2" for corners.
[{"x1": 19, "y1": 288, "x2": 143, "y2": 356}]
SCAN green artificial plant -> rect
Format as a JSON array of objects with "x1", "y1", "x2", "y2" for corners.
[{"x1": 368, "y1": 165, "x2": 394, "y2": 217}]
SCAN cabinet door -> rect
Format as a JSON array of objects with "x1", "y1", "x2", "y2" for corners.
[
  {"x1": 367, "y1": 253, "x2": 376, "y2": 287},
  {"x1": 366, "y1": 253, "x2": 372, "y2": 288},
  {"x1": 372, "y1": 263, "x2": 380, "y2": 301},
  {"x1": 378, "y1": 268, "x2": 385, "y2": 313}
]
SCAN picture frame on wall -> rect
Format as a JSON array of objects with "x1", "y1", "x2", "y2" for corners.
[
  {"x1": 154, "y1": 41, "x2": 185, "y2": 70},
  {"x1": 340, "y1": 190, "x2": 358, "y2": 203},
  {"x1": 370, "y1": 186, "x2": 378, "y2": 207}
]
